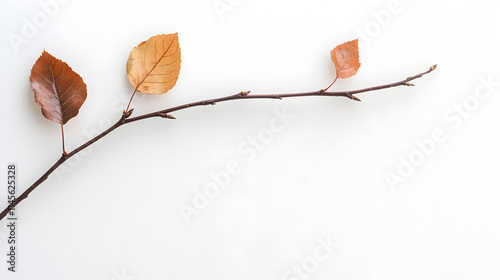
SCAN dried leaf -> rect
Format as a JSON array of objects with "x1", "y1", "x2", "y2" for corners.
[
  {"x1": 126, "y1": 33, "x2": 181, "y2": 95},
  {"x1": 30, "y1": 51, "x2": 87, "y2": 125},
  {"x1": 330, "y1": 39, "x2": 360, "y2": 79}
]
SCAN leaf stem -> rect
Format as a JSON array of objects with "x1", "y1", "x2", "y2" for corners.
[
  {"x1": 323, "y1": 76, "x2": 338, "y2": 92},
  {"x1": 61, "y1": 123, "x2": 67, "y2": 155},
  {"x1": 125, "y1": 89, "x2": 138, "y2": 113},
  {"x1": 0, "y1": 65, "x2": 436, "y2": 221}
]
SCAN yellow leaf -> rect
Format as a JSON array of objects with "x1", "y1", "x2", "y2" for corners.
[{"x1": 126, "y1": 33, "x2": 181, "y2": 95}]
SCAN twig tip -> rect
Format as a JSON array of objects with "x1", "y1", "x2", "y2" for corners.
[{"x1": 430, "y1": 64, "x2": 437, "y2": 71}]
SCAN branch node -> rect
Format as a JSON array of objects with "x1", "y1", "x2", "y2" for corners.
[
  {"x1": 346, "y1": 93, "x2": 362, "y2": 102},
  {"x1": 406, "y1": 83, "x2": 415, "y2": 86},
  {"x1": 201, "y1": 101, "x2": 216, "y2": 106},
  {"x1": 274, "y1": 95, "x2": 282, "y2": 100},
  {"x1": 239, "y1": 90, "x2": 251, "y2": 97},
  {"x1": 123, "y1": 109, "x2": 134, "y2": 118},
  {"x1": 159, "y1": 113, "x2": 176, "y2": 119}
]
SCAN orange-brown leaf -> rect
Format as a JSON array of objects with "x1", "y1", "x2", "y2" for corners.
[
  {"x1": 330, "y1": 39, "x2": 360, "y2": 79},
  {"x1": 126, "y1": 33, "x2": 181, "y2": 95},
  {"x1": 30, "y1": 51, "x2": 87, "y2": 125}
]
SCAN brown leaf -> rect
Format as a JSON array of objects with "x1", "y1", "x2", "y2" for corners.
[
  {"x1": 30, "y1": 51, "x2": 87, "y2": 125},
  {"x1": 126, "y1": 33, "x2": 181, "y2": 95},
  {"x1": 330, "y1": 39, "x2": 361, "y2": 79}
]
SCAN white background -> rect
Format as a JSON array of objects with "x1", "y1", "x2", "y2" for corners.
[{"x1": 1, "y1": 0, "x2": 500, "y2": 279}]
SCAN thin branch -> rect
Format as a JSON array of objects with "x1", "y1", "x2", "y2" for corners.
[
  {"x1": 0, "y1": 65, "x2": 436, "y2": 221},
  {"x1": 125, "y1": 65, "x2": 436, "y2": 124}
]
